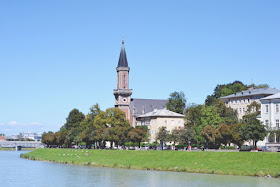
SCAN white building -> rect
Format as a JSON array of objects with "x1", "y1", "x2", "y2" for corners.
[
  {"x1": 257, "y1": 93, "x2": 280, "y2": 147},
  {"x1": 219, "y1": 87, "x2": 280, "y2": 119},
  {"x1": 23, "y1": 132, "x2": 42, "y2": 141},
  {"x1": 136, "y1": 108, "x2": 185, "y2": 143}
]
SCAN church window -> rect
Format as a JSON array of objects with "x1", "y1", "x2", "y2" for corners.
[
  {"x1": 276, "y1": 120, "x2": 279, "y2": 128},
  {"x1": 123, "y1": 75, "x2": 126, "y2": 85},
  {"x1": 276, "y1": 104, "x2": 279, "y2": 113}
]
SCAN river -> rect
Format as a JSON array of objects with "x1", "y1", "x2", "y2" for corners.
[{"x1": 0, "y1": 151, "x2": 279, "y2": 187}]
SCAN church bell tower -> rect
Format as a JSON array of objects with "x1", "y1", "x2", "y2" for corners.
[{"x1": 113, "y1": 39, "x2": 133, "y2": 124}]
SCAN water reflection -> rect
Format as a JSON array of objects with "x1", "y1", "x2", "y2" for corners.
[{"x1": 0, "y1": 151, "x2": 278, "y2": 187}]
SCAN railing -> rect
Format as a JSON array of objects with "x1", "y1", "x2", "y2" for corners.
[{"x1": 0, "y1": 141, "x2": 45, "y2": 148}]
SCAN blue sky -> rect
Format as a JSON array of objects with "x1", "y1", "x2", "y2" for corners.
[{"x1": 0, "y1": 1, "x2": 279, "y2": 135}]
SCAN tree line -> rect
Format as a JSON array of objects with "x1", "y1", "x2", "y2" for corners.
[
  {"x1": 167, "y1": 81, "x2": 271, "y2": 149},
  {"x1": 42, "y1": 104, "x2": 147, "y2": 148}
]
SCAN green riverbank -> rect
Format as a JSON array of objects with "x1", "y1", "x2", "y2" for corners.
[{"x1": 21, "y1": 148, "x2": 280, "y2": 178}]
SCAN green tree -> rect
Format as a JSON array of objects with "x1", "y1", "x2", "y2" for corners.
[
  {"x1": 63, "y1": 109, "x2": 85, "y2": 130},
  {"x1": 156, "y1": 126, "x2": 169, "y2": 149},
  {"x1": 201, "y1": 125, "x2": 219, "y2": 145},
  {"x1": 216, "y1": 123, "x2": 231, "y2": 146},
  {"x1": 166, "y1": 91, "x2": 187, "y2": 114},
  {"x1": 239, "y1": 118, "x2": 267, "y2": 148},
  {"x1": 105, "y1": 108, "x2": 130, "y2": 127},
  {"x1": 128, "y1": 127, "x2": 147, "y2": 148},
  {"x1": 229, "y1": 123, "x2": 246, "y2": 149},
  {"x1": 215, "y1": 100, "x2": 238, "y2": 125},
  {"x1": 168, "y1": 128, "x2": 180, "y2": 147},
  {"x1": 201, "y1": 106, "x2": 223, "y2": 129},
  {"x1": 245, "y1": 101, "x2": 261, "y2": 115},
  {"x1": 41, "y1": 131, "x2": 54, "y2": 147},
  {"x1": 179, "y1": 127, "x2": 196, "y2": 144}
]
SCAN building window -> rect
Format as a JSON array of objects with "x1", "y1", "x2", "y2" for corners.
[
  {"x1": 266, "y1": 105, "x2": 269, "y2": 113},
  {"x1": 178, "y1": 120, "x2": 181, "y2": 126},
  {"x1": 151, "y1": 121, "x2": 154, "y2": 126},
  {"x1": 171, "y1": 120, "x2": 174, "y2": 126},
  {"x1": 248, "y1": 99, "x2": 250, "y2": 103},
  {"x1": 265, "y1": 120, "x2": 269, "y2": 126},
  {"x1": 151, "y1": 130, "x2": 153, "y2": 135},
  {"x1": 165, "y1": 120, "x2": 167, "y2": 126},
  {"x1": 243, "y1": 108, "x2": 245, "y2": 113},
  {"x1": 276, "y1": 104, "x2": 279, "y2": 113},
  {"x1": 276, "y1": 120, "x2": 279, "y2": 128},
  {"x1": 239, "y1": 108, "x2": 241, "y2": 113},
  {"x1": 123, "y1": 75, "x2": 126, "y2": 85}
]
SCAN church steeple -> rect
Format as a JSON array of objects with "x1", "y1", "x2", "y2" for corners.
[
  {"x1": 113, "y1": 39, "x2": 133, "y2": 125},
  {"x1": 117, "y1": 39, "x2": 128, "y2": 67}
]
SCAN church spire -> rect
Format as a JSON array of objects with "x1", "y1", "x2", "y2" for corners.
[{"x1": 117, "y1": 39, "x2": 128, "y2": 67}]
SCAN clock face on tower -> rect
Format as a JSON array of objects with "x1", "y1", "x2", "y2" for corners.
[{"x1": 122, "y1": 97, "x2": 127, "y2": 103}]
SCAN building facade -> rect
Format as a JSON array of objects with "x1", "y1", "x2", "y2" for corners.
[
  {"x1": 113, "y1": 40, "x2": 167, "y2": 126},
  {"x1": 136, "y1": 108, "x2": 185, "y2": 143},
  {"x1": 219, "y1": 88, "x2": 280, "y2": 119},
  {"x1": 257, "y1": 93, "x2": 280, "y2": 147}
]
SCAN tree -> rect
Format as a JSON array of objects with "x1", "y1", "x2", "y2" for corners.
[
  {"x1": 229, "y1": 123, "x2": 246, "y2": 149},
  {"x1": 64, "y1": 109, "x2": 85, "y2": 130},
  {"x1": 201, "y1": 125, "x2": 219, "y2": 145},
  {"x1": 105, "y1": 108, "x2": 130, "y2": 127},
  {"x1": 245, "y1": 101, "x2": 261, "y2": 115},
  {"x1": 156, "y1": 126, "x2": 169, "y2": 149},
  {"x1": 239, "y1": 118, "x2": 267, "y2": 148},
  {"x1": 215, "y1": 100, "x2": 238, "y2": 125},
  {"x1": 41, "y1": 131, "x2": 54, "y2": 147},
  {"x1": 201, "y1": 106, "x2": 223, "y2": 129},
  {"x1": 128, "y1": 127, "x2": 147, "y2": 148},
  {"x1": 179, "y1": 127, "x2": 195, "y2": 144},
  {"x1": 166, "y1": 91, "x2": 187, "y2": 114},
  {"x1": 115, "y1": 126, "x2": 133, "y2": 146},
  {"x1": 169, "y1": 129, "x2": 180, "y2": 148},
  {"x1": 216, "y1": 123, "x2": 231, "y2": 146}
]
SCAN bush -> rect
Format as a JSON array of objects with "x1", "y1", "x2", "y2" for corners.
[
  {"x1": 176, "y1": 144, "x2": 187, "y2": 149},
  {"x1": 221, "y1": 146, "x2": 236, "y2": 150}
]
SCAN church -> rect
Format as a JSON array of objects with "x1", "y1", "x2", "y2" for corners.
[{"x1": 113, "y1": 40, "x2": 168, "y2": 127}]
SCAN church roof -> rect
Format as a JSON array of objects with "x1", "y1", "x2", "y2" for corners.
[
  {"x1": 129, "y1": 98, "x2": 168, "y2": 117},
  {"x1": 137, "y1": 108, "x2": 184, "y2": 118},
  {"x1": 219, "y1": 87, "x2": 280, "y2": 99},
  {"x1": 117, "y1": 39, "x2": 128, "y2": 67}
]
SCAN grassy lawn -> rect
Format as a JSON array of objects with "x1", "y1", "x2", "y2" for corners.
[{"x1": 21, "y1": 148, "x2": 280, "y2": 178}]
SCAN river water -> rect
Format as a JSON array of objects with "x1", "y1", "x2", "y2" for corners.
[{"x1": 0, "y1": 151, "x2": 279, "y2": 187}]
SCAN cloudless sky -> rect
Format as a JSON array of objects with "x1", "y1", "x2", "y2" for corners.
[{"x1": 0, "y1": 1, "x2": 279, "y2": 135}]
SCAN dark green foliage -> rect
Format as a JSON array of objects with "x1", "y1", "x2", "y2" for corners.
[
  {"x1": 239, "y1": 118, "x2": 267, "y2": 148},
  {"x1": 63, "y1": 109, "x2": 85, "y2": 130},
  {"x1": 179, "y1": 127, "x2": 196, "y2": 144},
  {"x1": 205, "y1": 81, "x2": 269, "y2": 106},
  {"x1": 166, "y1": 91, "x2": 186, "y2": 114},
  {"x1": 127, "y1": 127, "x2": 147, "y2": 148}
]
